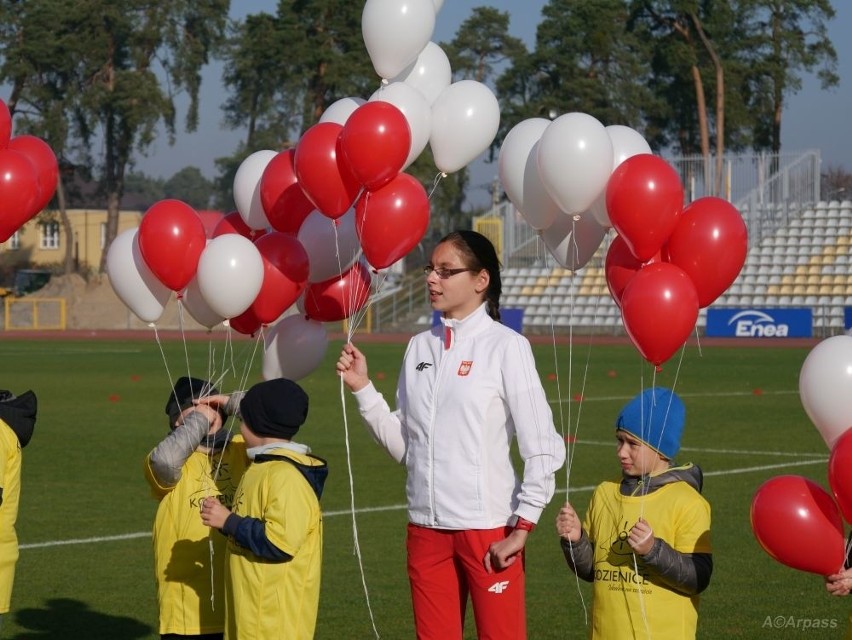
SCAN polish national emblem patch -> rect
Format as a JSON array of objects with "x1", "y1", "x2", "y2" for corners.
[{"x1": 457, "y1": 360, "x2": 473, "y2": 376}]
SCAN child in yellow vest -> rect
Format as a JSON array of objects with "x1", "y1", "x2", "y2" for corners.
[
  {"x1": 200, "y1": 378, "x2": 327, "y2": 640},
  {"x1": 0, "y1": 389, "x2": 36, "y2": 635},
  {"x1": 556, "y1": 387, "x2": 712, "y2": 640},
  {"x1": 145, "y1": 377, "x2": 248, "y2": 640}
]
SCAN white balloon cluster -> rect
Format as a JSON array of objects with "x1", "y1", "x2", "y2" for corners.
[
  {"x1": 499, "y1": 114, "x2": 651, "y2": 270},
  {"x1": 357, "y1": 0, "x2": 499, "y2": 175}
]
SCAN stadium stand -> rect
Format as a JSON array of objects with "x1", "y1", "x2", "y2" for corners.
[{"x1": 491, "y1": 198, "x2": 852, "y2": 335}]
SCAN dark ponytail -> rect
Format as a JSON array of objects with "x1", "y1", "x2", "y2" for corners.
[{"x1": 440, "y1": 230, "x2": 502, "y2": 321}]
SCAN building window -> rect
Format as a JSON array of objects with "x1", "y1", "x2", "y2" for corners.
[
  {"x1": 8, "y1": 231, "x2": 20, "y2": 250},
  {"x1": 40, "y1": 222, "x2": 60, "y2": 250}
]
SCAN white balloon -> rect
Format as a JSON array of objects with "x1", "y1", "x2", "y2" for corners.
[
  {"x1": 432, "y1": 0, "x2": 444, "y2": 12},
  {"x1": 799, "y1": 335, "x2": 852, "y2": 449},
  {"x1": 298, "y1": 209, "x2": 361, "y2": 283},
  {"x1": 390, "y1": 41, "x2": 451, "y2": 105},
  {"x1": 537, "y1": 112, "x2": 614, "y2": 215},
  {"x1": 430, "y1": 80, "x2": 500, "y2": 174},
  {"x1": 182, "y1": 274, "x2": 225, "y2": 329},
  {"x1": 498, "y1": 118, "x2": 560, "y2": 230},
  {"x1": 588, "y1": 194, "x2": 612, "y2": 228},
  {"x1": 196, "y1": 234, "x2": 264, "y2": 319},
  {"x1": 606, "y1": 124, "x2": 652, "y2": 171},
  {"x1": 263, "y1": 314, "x2": 329, "y2": 381},
  {"x1": 370, "y1": 82, "x2": 432, "y2": 170},
  {"x1": 106, "y1": 228, "x2": 171, "y2": 324},
  {"x1": 320, "y1": 96, "x2": 367, "y2": 125},
  {"x1": 233, "y1": 150, "x2": 277, "y2": 230},
  {"x1": 362, "y1": 0, "x2": 436, "y2": 80},
  {"x1": 541, "y1": 211, "x2": 608, "y2": 271},
  {"x1": 520, "y1": 141, "x2": 563, "y2": 231}
]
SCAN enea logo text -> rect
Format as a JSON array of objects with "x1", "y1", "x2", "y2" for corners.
[
  {"x1": 728, "y1": 310, "x2": 789, "y2": 337},
  {"x1": 706, "y1": 308, "x2": 812, "y2": 338}
]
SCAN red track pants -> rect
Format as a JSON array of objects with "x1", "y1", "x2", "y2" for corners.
[{"x1": 406, "y1": 523, "x2": 527, "y2": 640}]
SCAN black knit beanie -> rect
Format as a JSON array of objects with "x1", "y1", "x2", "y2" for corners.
[
  {"x1": 165, "y1": 377, "x2": 219, "y2": 429},
  {"x1": 239, "y1": 378, "x2": 309, "y2": 440}
]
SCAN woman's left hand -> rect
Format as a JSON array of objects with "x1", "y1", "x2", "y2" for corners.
[{"x1": 484, "y1": 529, "x2": 528, "y2": 573}]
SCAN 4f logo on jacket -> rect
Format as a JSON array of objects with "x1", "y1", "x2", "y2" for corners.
[{"x1": 415, "y1": 362, "x2": 432, "y2": 371}]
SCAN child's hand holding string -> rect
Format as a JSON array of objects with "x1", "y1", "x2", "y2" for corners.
[{"x1": 628, "y1": 518, "x2": 655, "y2": 555}]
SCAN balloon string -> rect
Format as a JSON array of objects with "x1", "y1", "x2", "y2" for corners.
[
  {"x1": 427, "y1": 172, "x2": 445, "y2": 200},
  {"x1": 339, "y1": 361, "x2": 382, "y2": 638}
]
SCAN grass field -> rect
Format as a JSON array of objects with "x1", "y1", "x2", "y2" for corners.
[{"x1": 2, "y1": 334, "x2": 851, "y2": 639}]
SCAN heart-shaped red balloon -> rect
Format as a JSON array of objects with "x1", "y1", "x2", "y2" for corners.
[
  {"x1": 620, "y1": 262, "x2": 698, "y2": 366},
  {"x1": 0, "y1": 149, "x2": 41, "y2": 243},
  {"x1": 251, "y1": 232, "x2": 310, "y2": 324},
  {"x1": 606, "y1": 154, "x2": 683, "y2": 262},
  {"x1": 666, "y1": 197, "x2": 748, "y2": 308},
  {"x1": 751, "y1": 475, "x2": 847, "y2": 575},
  {"x1": 355, "y1": 173, "x2": 429, "y2": 269},
  {"x1": 303, "y1": 262, "x2": 371, "y2": 322}
]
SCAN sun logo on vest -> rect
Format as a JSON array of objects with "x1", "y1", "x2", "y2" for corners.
[{"x1": 457, "y1": 360, "x2": 473, "y2": 376}]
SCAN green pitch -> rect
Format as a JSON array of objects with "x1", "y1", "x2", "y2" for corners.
[{"x1": 3, "y1": 336, "x2": 849, "y2": 638}]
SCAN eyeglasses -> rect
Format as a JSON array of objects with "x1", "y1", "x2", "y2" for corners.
[{"x1": 422, "y1": 266, "x2": 476, "y2": 279}]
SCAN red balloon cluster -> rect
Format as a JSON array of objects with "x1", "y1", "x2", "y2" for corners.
[
  {"x1": 604, "y1": 154, "x2": 748, "y2": 365},
  {"x1": 285, "y1": 101, "x2": 430, "y2": 269},
  {"x1": 0, "y1": 100, "x2": 60, "y2": 243}
]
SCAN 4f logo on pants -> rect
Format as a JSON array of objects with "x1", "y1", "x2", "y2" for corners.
[{"x1": 488, "y1": 580, "x2": 510, "y2": 594}]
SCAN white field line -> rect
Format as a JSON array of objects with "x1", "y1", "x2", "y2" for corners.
[
  {"x1": 19, "y1": 455, "x2": 826, "y2": 552},
  {"x1": 552, "y1": 389, "x2": 800, "y2": 404}
]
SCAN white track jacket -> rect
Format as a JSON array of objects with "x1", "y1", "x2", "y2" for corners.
[{"x1": 352, "y1": 303, "x2": 566, "y2": 530}]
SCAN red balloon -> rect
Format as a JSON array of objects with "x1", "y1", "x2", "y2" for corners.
[
  {"x1": 138, "y1": 199, "x2": 207, "y2": 292},
  {"x1": 620, "y1": 262, "x2": 698, "y2": 366},
  {"x1": 0, "y1": 149, "x2": 41, "y2": 243},
  {"x1": 0, "y1": 100, "x2": 10, "y2": 148},
  {"x1": 606, "y1": 154, "x2": 684, "y2": 262},
  {"x1": 229, "y1": 306, "x2": 262, "y2": 336},
  {"x1": 355, "y1": 173, "x2": 429, "y2": 269},
  {"x1": 665, "y1": 197, "x2": 748, "y2": 308},
  {"x1": 605, "y1": 235, "x2": 661, "y2": 307},
  {"x1": 8, "y1": 135, "x2": 58, "y2": 213},
  {"x1": 339, "y1": 101, "x2": 410, "y2": 191},
  {"x1": 251, "y1": 232, "x2": 310, "y2": 324},
  {"x1": 751, "y1": 475, "x2": 846, "y2": 575},
  {"x1": 213, "y1": 210, "x2": 267, "y2": 242},
  {"x1": 829, "y1": 428, "x2": 852, "y2": 524},
  {"x1": 259, "y1": 149, "x2": 314, "y2": 234},
  {"x1": 303, "y1": 262, "x2": 371, "y2": 322},
  {"x1": 293, "y1": 122, "x2": 361, "y2": 220}
]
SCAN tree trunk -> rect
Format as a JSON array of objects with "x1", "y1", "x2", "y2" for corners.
[
  {"x1": 692, "y1": 13, "x2": 724, "y2": 196},
  {"x1": 55, "y1": 178, "x2": 75, "y2": 275},
  {"x1": 690, "y1": 64, "x2": 711, "y2": 194}
]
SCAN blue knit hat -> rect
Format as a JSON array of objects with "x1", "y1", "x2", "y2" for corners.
[{"x1": 615, "y1": 388, "x2": 685, "y2": 460}]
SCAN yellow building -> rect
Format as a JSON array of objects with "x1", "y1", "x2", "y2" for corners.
[{"x1": 0, "y1": 209, "x2": 144, "y2": 273}]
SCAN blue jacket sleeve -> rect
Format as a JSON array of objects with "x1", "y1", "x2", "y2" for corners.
[{"x1": 221, "y1": 513, "x2": 292, "y2": 561}]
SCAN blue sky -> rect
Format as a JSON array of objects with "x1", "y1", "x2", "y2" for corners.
[{"x1": 135, "y1": 1, "x2": 851, "y2": 206}]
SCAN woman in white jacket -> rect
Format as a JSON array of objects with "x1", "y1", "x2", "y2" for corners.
[{"x1": 337, "y1": 230, "x2": 566, "y2": 640}]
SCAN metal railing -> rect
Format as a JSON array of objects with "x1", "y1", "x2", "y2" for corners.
[{"x1": 479, "y1": 149, "x2": 821, "y2": 268}]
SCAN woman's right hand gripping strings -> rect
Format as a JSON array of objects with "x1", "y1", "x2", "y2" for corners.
[{"x1": 337, "y1": 343, "x2": 370, "y2": 392}]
